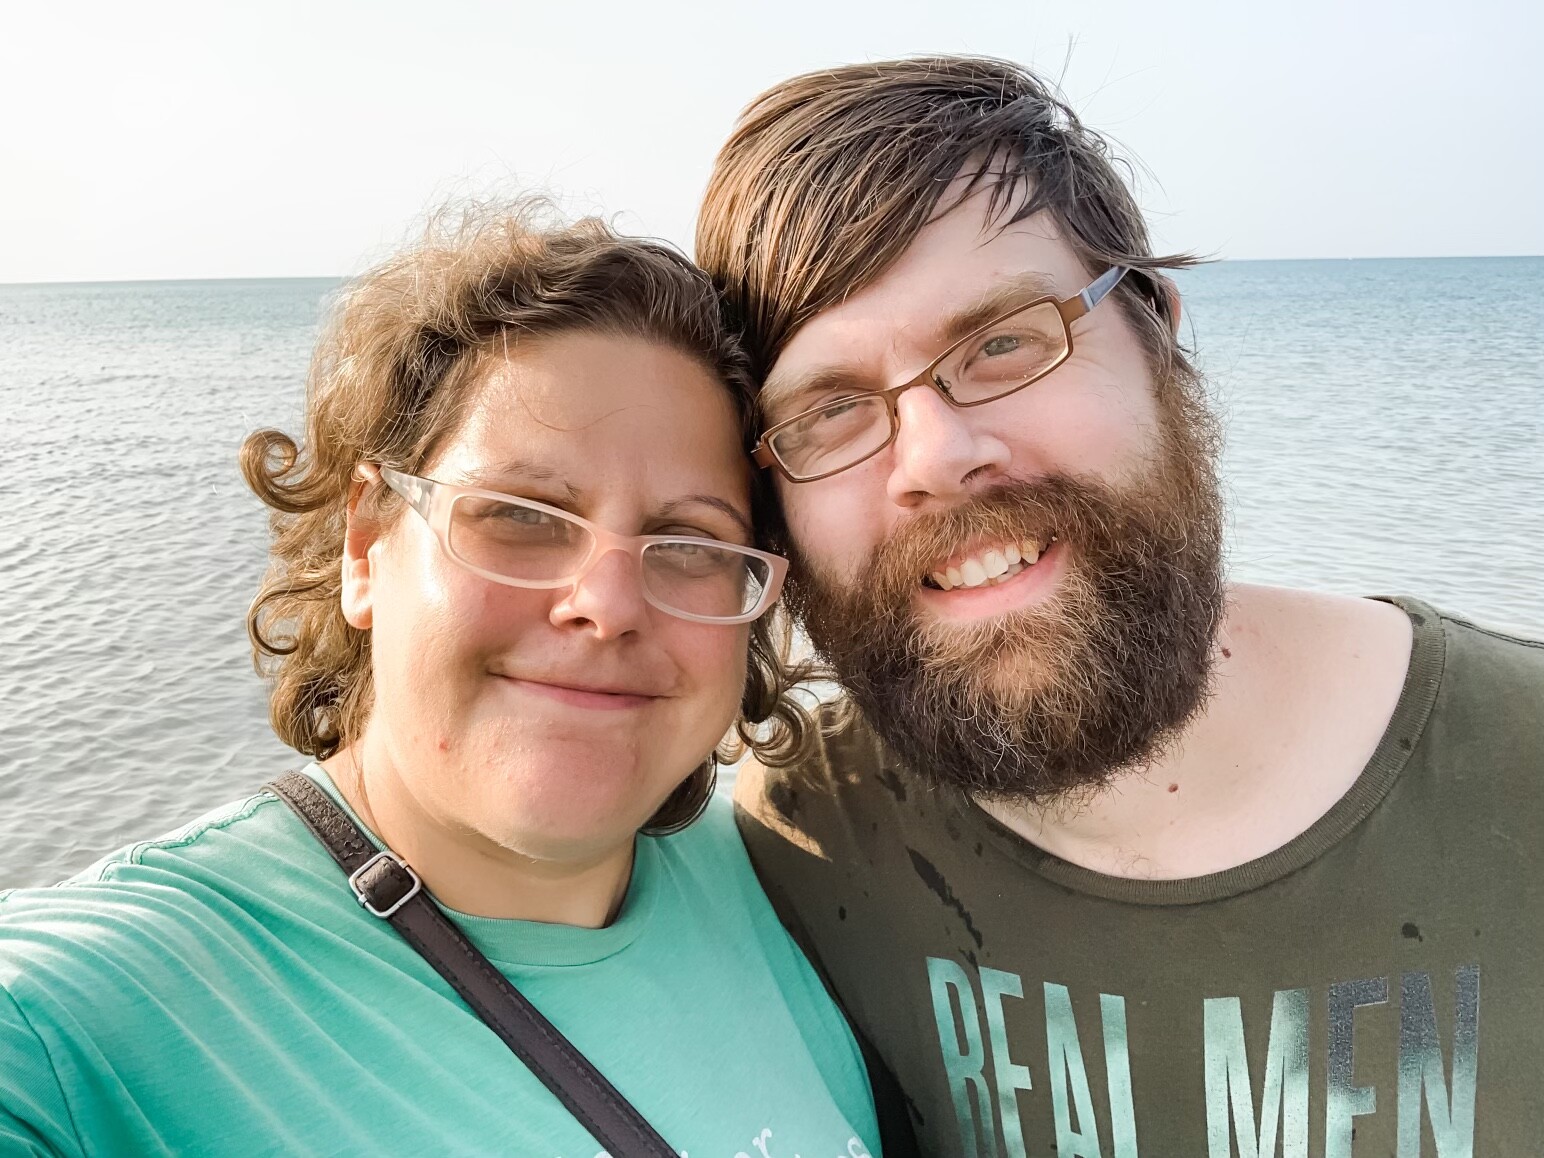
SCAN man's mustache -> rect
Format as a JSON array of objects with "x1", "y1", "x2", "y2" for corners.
[{"x1": 794, "y1": 474, "x2": 1157, "y2": 610}]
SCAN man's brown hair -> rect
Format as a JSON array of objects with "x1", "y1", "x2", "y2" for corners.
[{"x1": 696, "y1": 54, "x2": 1198, "y2": 382}]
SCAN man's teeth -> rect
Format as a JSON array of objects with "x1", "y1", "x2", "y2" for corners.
[{"x1": 928, "y1": 540, "x2": 1046, "y2": 591}]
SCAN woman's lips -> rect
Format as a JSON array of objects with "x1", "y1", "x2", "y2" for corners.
[{"x1": 494, "y1": 675, "x2": 662, "y2": 711}]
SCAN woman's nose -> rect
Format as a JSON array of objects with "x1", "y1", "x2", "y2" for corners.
[{"x1": 548, "y1": 548, "x2": 651, "y2": 639}]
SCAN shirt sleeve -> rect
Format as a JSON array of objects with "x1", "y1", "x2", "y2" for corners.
[{"x1": 0, "y1": 984, "x2": 82, "y2": 1157}]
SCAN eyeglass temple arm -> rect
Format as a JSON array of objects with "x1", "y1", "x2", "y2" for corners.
[
  {"x1": 364, "y1": 464, "x2": 436, "y2": 522},
  {"x1": 1079, "y1": 265, "x2": 1130, "y2": 313}
]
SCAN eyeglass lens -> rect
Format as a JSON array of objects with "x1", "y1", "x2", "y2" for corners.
[
  {"x1": 445, "y1": 494, "x2": 771, "y2": 619},
  {"x1": 768, "y1": 298, "x2": 1070, "y2": 479}
]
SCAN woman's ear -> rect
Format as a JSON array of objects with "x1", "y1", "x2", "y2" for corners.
[{"x1": 340, "y1": 476, "x2": 381, "y2": 631}]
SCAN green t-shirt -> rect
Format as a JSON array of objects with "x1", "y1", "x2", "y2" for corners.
[
  {"x1": 735, "y1": 598, "x2": 1544, "y2": 1157},
  {"x1": 0, "y1": 768, "x2": 880, "y2": 1157}
]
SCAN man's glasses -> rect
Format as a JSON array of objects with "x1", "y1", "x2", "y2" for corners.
[
  {"x1": 753, "y1": 266, "x2": 1131, "y2": 483},
  {"x1": 360, "y1": 465, "x2": 788, "y2": 625}
]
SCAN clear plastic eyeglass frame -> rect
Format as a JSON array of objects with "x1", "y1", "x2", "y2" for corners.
[
  {"x1": 753, "y1": 265, "x2": 1132, "y2": 483},
  {"x1": 357, "y1": 464, "x2": 788, "y2": 625}
]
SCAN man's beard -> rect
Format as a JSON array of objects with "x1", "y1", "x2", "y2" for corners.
[{"x1": 785, "y1": 391, "x2": 1226, "y2": 805}]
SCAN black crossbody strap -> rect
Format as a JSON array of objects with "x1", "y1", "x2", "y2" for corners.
[{"x1": 264, "y1": 771, "x2": 678, "y2": 1158}]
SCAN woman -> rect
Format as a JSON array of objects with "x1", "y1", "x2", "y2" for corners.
[{"x1": 0, "y1": 205, "x2": 881, "y2": 1156}]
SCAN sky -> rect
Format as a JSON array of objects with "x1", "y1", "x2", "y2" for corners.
[{"x1": 3, "y1": 0, "x2": 1540, "y2": 283}]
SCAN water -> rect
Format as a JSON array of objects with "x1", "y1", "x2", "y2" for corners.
[
  {"x1": 1179, "y1": 258, "x2": 1542, "y2": 622},
  {"x1": 1, "y1": 259, "x2": 1540, "y2": 888},
  {"x1": 1, "y1": 280, "x2": 324, "y2": 888}
]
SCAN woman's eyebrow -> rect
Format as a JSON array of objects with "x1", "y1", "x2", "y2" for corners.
[
  {"x1": 461, "y1": 459, "x2": 583, "y2": 504},
  {"x1": 655, "y1": 496, "x2": 754, "y2": 539}
]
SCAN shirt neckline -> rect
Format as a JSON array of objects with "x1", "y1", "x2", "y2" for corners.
[
  {"x1": 296, "y1": 763, "x2": 660, "y2": 967},
  {"x1": 950, "y1": 595, "x2": 1447, "y2": 906}
]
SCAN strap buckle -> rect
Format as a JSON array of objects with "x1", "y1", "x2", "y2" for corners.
[{"x1": 348, "y1": 850, "x2": 423, "y2": 919}]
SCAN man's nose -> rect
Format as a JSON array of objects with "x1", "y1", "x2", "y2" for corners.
[
  {"x1": 885, "y1": 383, "x2": 1011, "y2": 508},
  {"x1": 548, "y1": 548, "x2": 650, "y2": 639}
]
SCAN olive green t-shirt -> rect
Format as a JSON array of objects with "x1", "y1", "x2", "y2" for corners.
[{"x1": 735, "y1": 599, "x2": 1544, "y2": 1157}]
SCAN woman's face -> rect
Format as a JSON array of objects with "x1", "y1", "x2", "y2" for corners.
[{"x1": 346, "y1": 331, "x2": 753, "y2": 862}]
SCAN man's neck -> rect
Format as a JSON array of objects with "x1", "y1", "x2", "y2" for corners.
[{"x1": 975, "y1": 584, "x2": 1415, "y2": 880}]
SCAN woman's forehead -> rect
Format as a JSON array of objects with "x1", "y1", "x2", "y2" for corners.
[{"x1": 434, "y1": 333, "x2": 750, "y2": 503}]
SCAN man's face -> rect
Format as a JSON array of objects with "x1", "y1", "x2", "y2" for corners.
[{"x1": 762, "y1": 180, "x2": 1225, "y2": 801}]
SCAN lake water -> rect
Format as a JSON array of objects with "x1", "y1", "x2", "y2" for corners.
[{"x1": 1, "y1": 258, "x2": 1540, "y2": 887}]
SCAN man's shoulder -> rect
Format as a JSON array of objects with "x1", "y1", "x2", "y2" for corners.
[
  {"x1": 733, "y1": 698, "x2": 912, "y2": 857},
  {"x1": 1421, "y1": 601, "x2": 1544, "y2": 741},
  {"x1": 1432, "y1": 603, "x2": 1544, "y2": 672}
]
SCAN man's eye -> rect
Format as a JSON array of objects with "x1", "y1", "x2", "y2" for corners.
[{"x1": 818, "y1": 398, "x2": 863, "y2": 420}]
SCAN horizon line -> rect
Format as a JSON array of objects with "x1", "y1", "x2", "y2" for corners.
[{"x1": 2, "y1": 253, "x2": 1541, "y2": 290}]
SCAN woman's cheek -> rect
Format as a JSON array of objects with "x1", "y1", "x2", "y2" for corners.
[{"x1": 676, "y1": 623, "x2": 752, "y2": 730}]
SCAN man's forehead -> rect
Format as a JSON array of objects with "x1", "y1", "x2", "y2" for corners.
[{"x1": 763, "y1": 188, "x2": 1087, "y2": 397}]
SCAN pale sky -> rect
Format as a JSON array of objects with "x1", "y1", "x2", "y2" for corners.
[{"x1": 3, "y1": 0, "x2": 1539, "y2": 283}]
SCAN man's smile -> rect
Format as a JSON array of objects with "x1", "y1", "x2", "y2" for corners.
[
  {"x1": 923, "y1": 534, "x2": 1057, "y2": 591},
  {"x1": 915, "y1": 536, "x2": 1068, "y2": 620}
]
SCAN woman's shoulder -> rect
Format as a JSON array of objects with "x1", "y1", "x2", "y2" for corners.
[
  {"x1": 645, "y1": 790, "x2": 811, "y2": 951},
  {"x1": 4, "y1": 786, "x2": 298, "y2": 893},
  {"x1": 645, "y1": 790, "x2": 773, "y2": 903},
  {"x1": 650, "y1": 790, "x2": 750, "y2": 871},
  {"x1": 0, "y1": 784, "x2": 333, "y2": 981}
]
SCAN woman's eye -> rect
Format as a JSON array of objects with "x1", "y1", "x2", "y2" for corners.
[
  {"x1": 981, "y1": 334, "x2": 1022, "y2": 357},
  {"x1": 498, "y1": 505, "x2": 549, "y2": 525}
]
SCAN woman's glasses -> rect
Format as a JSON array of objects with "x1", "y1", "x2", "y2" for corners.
[
  {"x1": 753, "y1": 266, "x2": 1131, "y2": 483},
  {"x1": 360, "y1": 465, "x2": 787, "y2": 625}
]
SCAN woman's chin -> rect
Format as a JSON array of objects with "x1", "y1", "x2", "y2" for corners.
[
  {"x1": 471, "y1": 764, "x2": 674, "y2": 860},
  {"x1": 502, "y1": 812, "x2": 647, "y2": 862}
]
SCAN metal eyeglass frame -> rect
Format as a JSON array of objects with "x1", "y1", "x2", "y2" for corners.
[
  {"x1": 752, "y1": 265, "x2": 1131, "y2": 483},
  {"x1": 359, "y1": 464, "x2": 789, "y2": 625}
]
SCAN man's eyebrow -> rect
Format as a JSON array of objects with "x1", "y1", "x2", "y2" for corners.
[
  {"x1": 760, "y1": 271, "x2": 1066, "y2": 416},
  {"x1": 655, "y1": 495, "x2": 754, "y2": 541},
  {"x1": 938, "y1": 271, "x2": 1064, "y2": 346},
  {"x1": 759, "y1": 365, "x2": 873, "y2": 417}
]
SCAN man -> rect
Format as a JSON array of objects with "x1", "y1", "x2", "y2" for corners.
[{"x1": 696, "y1": 56, "x2": 1544, "y2": 1156}]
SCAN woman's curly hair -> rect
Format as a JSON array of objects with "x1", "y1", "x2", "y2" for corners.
[{"x1": 241, "y1": 202, "x2": 810, "y2": 829}]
